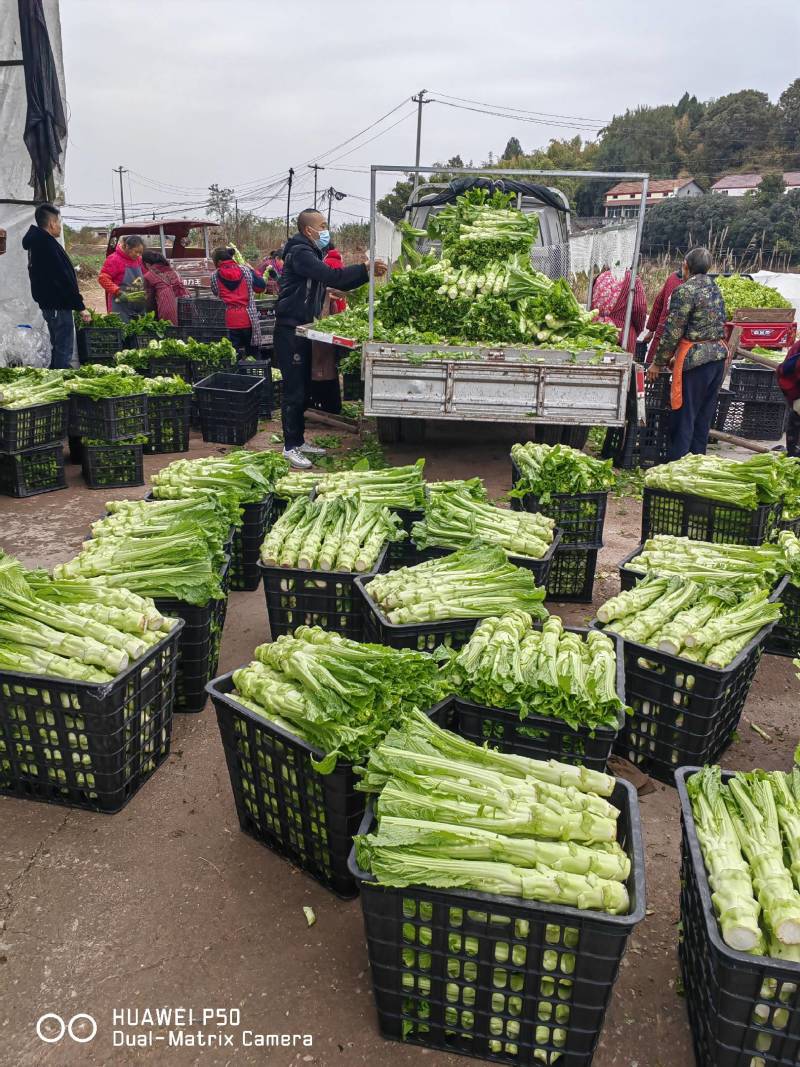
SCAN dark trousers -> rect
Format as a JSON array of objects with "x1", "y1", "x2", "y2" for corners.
[
  {"x1": 787, "y1": 408, "x2": 800, "y2": 458},
  {"x1": 668, "y1": 358, "x2": 726, "y2": 462},
  {"x1": 274, "y1": 323, "x2": 311, "y2": 450},
  {"x1": 42, "y1": 308, "x2": 75, "y2": 369},
  {"x1": 228, "y1": 326, "x2": 257, "y2": 357}
]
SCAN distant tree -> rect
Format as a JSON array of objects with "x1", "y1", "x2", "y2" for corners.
[
  {"x1": 207, "y1": 183, "x2": 234, "y2": 224},
  {"x1": 755, "y1": 172, "x2": 786, "y2": 202},
  {"x1": 692, "y1": 90, "x2": 777, "y2": 175},
  {"x1": 502, "y1": 137, "x2": 523, "y2": 161},
  {"x1": 675, "y1": 92, "x2": 704, "y2": 126},
  {"x1": 377, "y1": 179, "x2": 416, "y2": 222},
  {"x1": 778, "y1": 78, "x2": 800, "y2": 156},
  {"x1": 594, "y1": 105, "x2": 679, "y2": 177}
]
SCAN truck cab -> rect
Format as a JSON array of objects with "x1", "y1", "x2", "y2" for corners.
[{"x1": 404, "y1": 179, "x2": 571, "y2": 279}]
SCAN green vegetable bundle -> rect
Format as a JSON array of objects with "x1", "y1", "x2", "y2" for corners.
[
  {"x1": 142, "y1": 375, "x2": 192, "y2": 396},
  {"x1": 121, "y1": 312, "x2": 172, "y2": 341},
  {"x1": 55, "y1": 497, "x2": 230, "y2": 606},
  {"x1": 151, "y1": 450, "x2": 289, "y2": 527},
  {"x1": 596, "y1": 575, "x2": 781, "y2": 668},
  {"x1": 624, "y1": 532, "x2": 800, "y2": 589},
  {"x1": 73, "y1": 309, "x2": 125, "y2": 331},
  {"x1": 688, "y1": 765, "x2": 800, "y2": 961},
  {"x1": 412, "y1": 487, "x2": 555, "y2": 560},
  {"x1": 260, "y1": 496, "x2": 406, "y2": 572},
  {"x1": 365, "y1": 544, "x2": 547, "y2": 625},
  {"x1": 0, "y1": 552, "x2": 176, "y2": 684},
  {"x1": 645, "y1": 453, "x2": 800, "y2": 520},
  {"x1": 511, "y1": 441, "x2": 615, "y2": 502},
  {"x1": 443, "y1": 611, "x2": 624, "y2": 731},
  {"x1": 714, "y1": 275, "x2": 792, "y2": 320},
  {"x1": 275, "y1": 459, "x2": 426, "y2": 510},
  {"x1": 65, "y1": 364, "x2": 147, "y2": 399},
  {"x1": 0, "y1": 367, "x2": 68, "y2": 409},
  {"x1": 355, "y1": 707, "x2": 629, "y2": 912},
  {"x1": 230, "y1": 627, "x2": 444, "y2": 772}
]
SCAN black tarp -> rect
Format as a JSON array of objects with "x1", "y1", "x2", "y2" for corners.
[
  {"x1": 413, "y1": 178, "x2": 570, "y2": 213},
  {"x1": 18, "y1": 0, "x2": 66, "y2": 201}
]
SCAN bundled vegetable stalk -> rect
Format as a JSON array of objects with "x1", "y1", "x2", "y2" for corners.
[
  {"x1": 355, "y1": 707, "x2": 629, "y2": 912},
  {"x1": 0, "y1": 367, "x2": 68, "y2": 409},
  {"x1": 688, "y1": 765, "x2": 800, "y2": 958},
  {"x1": 645, "y1": 453, "x2": 800, "y2": 520},
  {"x1": 442, "y1": 612, "x2": 624, "y2": 731},
  {"x1": 596, "y1": 575, "x2": 781, "y2": 668},
  {"x1": 229, "y1": 627, "x2": 444, "y2": 771},
  {"x1": 412, "y1": 488, "x2": 555, "y2": 560},
  {"x1": 427, "y1": 477, "x2": 488, "y2": 501},
  {"x1": 275, "y1": 460, "x2": 426, "y2": 510},
  {"x1": 65, "y1": 363, "x2": 147, "y2": 399},
  {"x1": 142, "y1": 375, "x2": 193, "y2": 397},
  {"x1": 365, "y1": 544, "x2": 547, "y2": 625},
  {"x1": 0, "y1": 551, "x2": 177, "y2": 683},
  {"x1": 55, "y1": 497, "x2": 230, "y2": 606},
  {"x1": 624, "y1": 533, "x2": 800, "y2": 589},
  {"x1": 511, "y1": 442, "x2": 615, "y2": 502},
  {"x1": 260, "y1": 496, "x2": 406, "y2": 572}
]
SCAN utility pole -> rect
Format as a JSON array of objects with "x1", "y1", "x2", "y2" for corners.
[
  {"x1": 234, "y1": 198, "x2": 239, "y2": 242},
  {"x1": 326, "y1": 187, "x2": 346, "y2": 229},
  {"x1": 308, "y1": 164, "x2": 325, "y2": 209},
  {"x1": 411, "y1": 90, "x2": 431, "y2": 193},
  {"x1": 285, "y1": 167, "x2": 295, "y2": 239},
  {"x1": 113, "y1": 165, "x2": 128, "y2": 222}
]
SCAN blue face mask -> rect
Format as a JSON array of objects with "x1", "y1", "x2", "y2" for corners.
[{"x1": 316, "y1": 229, "x2": 331, "y2": 250}]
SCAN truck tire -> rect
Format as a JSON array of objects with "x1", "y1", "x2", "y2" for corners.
[{"x1": 376, "y1": 417, "x2": 401, "y2": 444}]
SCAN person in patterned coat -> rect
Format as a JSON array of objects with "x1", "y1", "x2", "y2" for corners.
[{"x1": 648, "y1": 247, "x2": 727, "y2": 461}]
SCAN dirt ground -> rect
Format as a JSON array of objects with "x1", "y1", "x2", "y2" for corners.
[{"x1": 1, "y1": 418, "x2": 797, "y2": 1067}]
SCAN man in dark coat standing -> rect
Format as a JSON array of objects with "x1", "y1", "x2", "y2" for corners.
[
  {"x1": 275, "y1": 208, "x2": 386, "y2": 468},
  {"x1": 22, "y1": 203, "x2": 88, "y2": 368}
]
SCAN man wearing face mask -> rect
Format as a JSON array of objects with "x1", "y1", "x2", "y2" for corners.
[{"x1": 274, "y1": 208, "x2": 387, "y2": 468}]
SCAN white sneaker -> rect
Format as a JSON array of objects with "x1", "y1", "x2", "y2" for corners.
[
  {"x1": 298, "y1": 441, "x2": 326, "y2": 455},
  {"x1": 283, "y1": 447, "x2": 313, "y2": 469}
]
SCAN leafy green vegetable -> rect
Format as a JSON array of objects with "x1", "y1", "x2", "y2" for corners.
[
  {"x1": 715, "y1": 275, "x2": 792, "y2": 319},
  {"x1": 0, "y1": 367, "x2": 68, "y2": 409},
  {"x1": 624, "y1": 533, "x2": 800, "y2": 588},
  {"x1": 645, "y1": 453, "x2": 800, "y2": 520},
  {"x1": 511, "y1": 442, "x2": 615, "y2": 503},
  {"x1": 412, "y1": 488, "x2": 555, "y2": 560}
]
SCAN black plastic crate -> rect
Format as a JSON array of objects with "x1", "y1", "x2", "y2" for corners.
[
  {"x1": 0, "y1": 623, "x2": 182, "y2": 812},
  {"x1": 386, "y1": 508, "x2": 424, "y2": 567},
  {"x1": 350, "y1": 779, "x2": 645, "y2": 1067},
  {"x1": 82, "y1": 441, "x2": 144, "y2": 489},
  {"x1": 713, "y1": 387, "x2": 734, "y2": 433},
  {"x1": 342, "y1": 372, "x2": 364, "y2": 402},
  {"x1": 77, "y1": 326, "x2": 124, "y2": 363},
  {"x1": 145, "y1": 393, "x2": 191, "y2": 454},
  {"x1": 677, "y1": 767, "x2": 800, "y2": 1067},
  {"x1": 68, "y1": 392, "x2": 148, "y2": 442},
  {"x1": 730, "y1": 364, "x2": 785, "y2": 403},
  {"x1": 188, "y1": 355, "x2": 235, "y2": 384},
  {"x1": 230, "y1": 496, "x2": 274, "y2": 591},
  {"x1": 153, "y1": 586, "x2": 229, "y2": 714},
  {"x1": 0, "y1": 400, "x2": 67, "y2": 452},
  {"x1": 779, "y1": 515, "x2": 800, "y2": 536},
  {"x1": 0, "y1": 444, "x2": 66, "y2": 497},
  {"x1": 510, "y1": 458, "x2": 608, "y2": 545},
  {"x1": 765, "y1": 581, "x2": 800, "y2": 659},
  {"x1": 261, "y1": 545, "x2": 389, "y2": 641},
  {"x1": 236, "y1": 360, "x2": 273, "y2": 418},
  {"x1": 180, "y1": 325, "x2": 229, "y2": 345},
  {"x1": 194, "y1": 372, "x2": 262, "y2": 445},
  {"x1": 356, "y1": 574, "x2": 482, "y2": 653},
  {"x1": 641, "y1": 487, "x2": 781, "y2": 546},
  {"x1": 720, "y1": 399, "x2": 788, "y2": 442},
  {"x1": 147, "y1": 353, "x2": 192, "y2": 379},
  {"x1": 600, "y1": 593, "x2": 782, "y2": 784},
  {"x1": 545, "y1": 547, "x2": 599, "y2": 603},
  {"x1": 208, "y1": 671, "x2": 368, "y2": 898},
  {"x1": 446, "y1": 628, "x2": 625, "y2": 772},
  {"x1": 132, "y1": 325, "x2": 183, "y2": 350},
  {"x1": 177, "y1": 296, "x2": 225, "y2": 328}
]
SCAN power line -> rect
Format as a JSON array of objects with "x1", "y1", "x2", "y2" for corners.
[
  {"x1": 431, "y1": 98, "x2": 603, "y2": 132},
  {"x1": 428, "y1": 90, "x2": 611, "y2": 125}
]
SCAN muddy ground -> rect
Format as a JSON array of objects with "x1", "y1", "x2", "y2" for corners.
[{"x1": 1, "y1": 417, "x2": 797, "y2": 1067}]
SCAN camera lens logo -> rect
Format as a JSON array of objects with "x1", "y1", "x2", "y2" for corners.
[{"x1": 36, "y1": 1013, "x2": 97, "y2": 1044}]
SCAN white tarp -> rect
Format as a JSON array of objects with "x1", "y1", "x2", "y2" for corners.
[
  {"x1": 569, "y1": 222, "x2": 638, "y2": 277},
  {"x1": 751, "y1": 270, "x2": 800, "y2": 313},
  {"x1": 0, "y1": 0, "x2": 66, "y2": 364},
  {"x1": 374, "y1": 212, "x2": 404, "y2": 266}
]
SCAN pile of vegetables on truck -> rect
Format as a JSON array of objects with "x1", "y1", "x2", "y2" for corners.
[{"x1": 320, "y1": 189, "x2": 620, "y2": 356}]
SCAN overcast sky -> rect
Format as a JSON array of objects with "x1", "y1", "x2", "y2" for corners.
[{"x1": 60, "y1": 0, "x2": 800, "y2": 227}]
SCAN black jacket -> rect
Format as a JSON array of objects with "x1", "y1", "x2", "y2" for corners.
[
  {"x1": 276, "y1": 233, "x2": 367, "y2": 327},
  {"x1": 21, "y1": 224, "x2": 84, "y2": 311}
]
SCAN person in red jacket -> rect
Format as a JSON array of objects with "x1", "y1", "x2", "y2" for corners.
[
  {"x1": 142, "y1": 249, "x2": 187, "y2": 325},
  {"x1": 643, "y1": 268, "x2": 683, "y2": 363},
  {"x1": 98, "y1": 235, "x2": 145, "y2": 320},
  {"x1": 210, "y1": 247, "x2": 266, "y2": 355},
  {"x1": 778, "y1": 340, "x2": 800, "y2": 458},
  {"x1": 323, "y1": 246, "x2": 348, "y2": 315}
]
